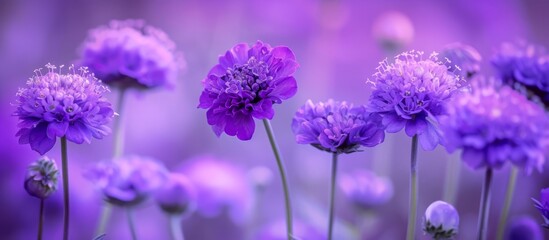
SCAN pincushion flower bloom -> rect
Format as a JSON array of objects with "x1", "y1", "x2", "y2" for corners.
[
  {"x1": 423, "y1": 200, "x2": 459, "y2": 239},
  {"x1": 155, "y1": 173, "x2": 196, "y2": 215},
  {"x1": 292, "y1": 99, "x2": 385, "y2": 154},
  {"x1": 85, "y1": 155, "x2": 168, "y2": 206},
  {"x1": 14, "y1": 64, "x2": 114, "y2": 155},
  {"x1": 338, "y1": 169, "x2": 393, "y2": 209},
  {"x1": 79, "y1": 19, "x2": 181, "y2": 89},
  {"x1": 492, "y1": 42, "x2": 549, "y2": 107},
  {"x1": 24, "y1": 156, "x2": 59, "y2": 199},
  {"x1": 367, "y1": 50, "x2": 464, "y2": 150},
  {"x1": 532, "y1": 188, "x2": 549, "y2": 229},
  {"x1": 441, "y1": 79, "x2": 549, "y2": 174},
  {"x1": 439, "y1": 43, "x2": 482, "y2": 79},
  {"x1": 198, "y1": 41, "x2": 298, "y2": 140},
  {"x1": 506, "y1": 216, "x2": 543, "y2": 240}
]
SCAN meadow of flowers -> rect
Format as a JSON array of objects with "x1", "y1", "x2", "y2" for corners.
[{"x1": 2, "y1": 1, "x2": 549, "y2": 240}]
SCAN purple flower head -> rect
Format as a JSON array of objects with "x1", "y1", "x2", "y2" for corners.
[
  {"x1": 372, "y1": 11, "x2": 414, "y2": 52},
  {"x1": 24, "y1": 156, "x2": 59, "y2": 199},
  {"x1": 532, "y1": 188, "x2": 549, "y2": 229},
  {"x1": 492, "y1": 42, "x2": 549, "y2": 107},
  {"x1": 85, "y1": 155, "x2": 168, "y2": 207},
  {"x1": 439, "y1": 43, "x2": 482, "y2": 79},
  {"x1": 155, "y1": 173, "x2": 196, "y2": 215},
  {"x1": 441, "y1": 78, "x2": 549, "y2": 174},
  {"x1": 367, "y1": 50, "x2": 464, "y2": 150},
  {"x1": 198, "y1": 41, "x2": 299, "y2": 140},
  {"x1": 180, "y1": 156, "x2": 252, "y2": 223},
  {"x1": 338, "y1": 169, "x2": 393, "y2": 209},
  {"x1": 14, "y1": 64, "x2": 114, "y2": 155},
  {"x1": 506, "y1": 216, "x2": 543, "y2": 240},
  {"x1": 256, "y1": 219, "x2": 325, "y2": 240},
  {"x1": 423, "y1": 200, "x2": 459, "y2": 239},
  {"x1": 292, "y1": 99, "x2": 385, "y2": 154},
  {"x1": 79, "y1": 19, "x2": 182, "y2": 90}
]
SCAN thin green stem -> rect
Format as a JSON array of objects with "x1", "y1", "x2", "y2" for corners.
[
  {"x1": 477, "y1": 168, "x2": 493, "y2": 240},
  {"x1": 262, "y1": 119, "x2": 293, "y2": 240},
  {"x1": 60, "y1": 137, "x2": 69, "y2": 240},
  {"x1": 38, "y1": 199, "x2": 44, "y2": 240},
  {"x1": 170, "y1": 214, "x2": 184, "y2": 240},
  {"x1": 496, "y1": 167, "x2": 518, "y2": 240},
  {"x1": 127, "y1": 208, "x2": 138, "y2": 240},
  {"x1": 443, "y1": 153, "x2": 461, "y2": 205},
  {"x1": 406, "y1": 135, "x2": 418, "y2": 240},
  {"x1": 95, "y1": 88, "x2": 126, "y2": 236},
  {"x1": 328, "y1": 153, "x2": 339, "y2": 240}
]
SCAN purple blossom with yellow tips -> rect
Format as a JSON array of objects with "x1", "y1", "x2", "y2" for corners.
[
  {"x1": 367, "y1": 50, "x2": 464, "y2": 150},
  {"x1": 79, "y1": 19, "x2": 182, "y2": 90},
  {"x1": 292, "y1": 99, "x2": 385, "y2": 154},
  {"x1": 13, "y1": 64, "x2": 114, "y2": 155},
  {"x1": 198, "y1": 41, "x2": 298, "y2": 140}
]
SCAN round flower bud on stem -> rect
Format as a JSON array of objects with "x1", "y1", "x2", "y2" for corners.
[
  {"x1": 155, "y1": 173, "x2": 196, "y2": 216},
  {"x1": 423, "y1": 200, "x2": 459, "y2": 239},
  {"x1": 24, "y1": 156, "x2": 59, "y2": 199}
]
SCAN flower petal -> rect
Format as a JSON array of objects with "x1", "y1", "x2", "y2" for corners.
[
  {"x1": 47, "y1": 121, "x2": 69, "y2": 139},
  {"x1": 29, "y1": 123, "x2": 56, "y2": 155},
  {"x1": 270, "y1": 76, "x2": 297, "y2": 100}
]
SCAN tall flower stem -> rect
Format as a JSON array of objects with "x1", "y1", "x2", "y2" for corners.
[
  {"x1": 95, "y1": 88, "x2": 126, "y2": 236},
  {"x1": 328, "y1": 152, "x2": 339, "y2": 240},
  {"x1": 60, "y1": 137, "x2": 69, "y2": 240},
  {"x1": 496, "y1": 167, "x2": 518, "y2": 240},
  {"x1": 477, "y1": 168, "x2": 493, "y2": 240},
  {"x1": 443, "y1": 153, "x2": 461, "y2": 205},
  {"x1": 406, "y1": 135, "x2": 419, "y2": 240},
  {"x1": 169, "y1": 214, "x2": 184, "y2": 240},
  {"x1": 127, "y1": 208, "x2": 138, "y2": 240},
  {"x1": 38, "y1": 199, "x2": 44, "y2": 240},
  {"x1": 262, "y1": 119, "x2": 293, "y2": 239}
]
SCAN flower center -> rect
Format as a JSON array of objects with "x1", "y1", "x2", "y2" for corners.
[{"x1": 222, "y1": 58, "x2": 272, "y2": 104}]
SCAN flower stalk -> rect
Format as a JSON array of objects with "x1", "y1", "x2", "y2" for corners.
[
  {"x1": 496, "y1": 167, "x2": 518, "y2": 240},
  {"x1": 328, "y1": 152, "x2": 339, "y2": 240},
  {"x1": 477, "y1": 168, "x2": 493, "y2": 240},
  {"x1": 406, "y1": 135, "x2": 419, "y2": 240},
  {"x1": 60, "y1": 137, "x2": 69, "y2": 240}
]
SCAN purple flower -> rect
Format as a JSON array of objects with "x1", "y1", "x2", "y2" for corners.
[
  {"x1": 441, "y1": 78, "x2": 549, "y2": 173},
  {"x1": 198, "y1": 41, "x2": 299, "y2": 140},
  {"x1": 85, "y1": 155, "x2": 168, "y2": 206},
  {"x1": 367, "y1": 50, "x2": 464, "y2": 150},
  {"x1": 24, "y1": 156, "x2": 59, "y2": 199},
  {"x1": 180, "y1": 156, "x2": 252, "y2": 223},
  {"x1": 338, "y1": 169, "x2": 393, "y2": 209},
  {"x1": 423, "y1": 200, "x2": 459, "y2": 239},
  {"x1": 155, "y1": 173, "x2": 196, "y2": 215},
  {"x1": 79, "y1": 19, "x2": 182, "y2": 89},
  {"x1": 492, "y1": 42, "x2": 549, "y2": 108},
  {"x1": 292, "y1": 99, "x2": 385, "y2": 154},
  {"x1": 256, "y1": 219, "x2": 325, "y2": 240},
  {"x1": 14, "y1": 64, "x2": 114, "y2": 155},
  {"x1": 532, "y1": 188, "x2": 549, "y2": 229},
  {"x1": 439, "y1": 42, "x2": 482, "y2": 79},
  {"x1": 372, "y1": 11, "x2": 414, "y2": 51},
  {"x1": 506, "y1": 216, "x2": 543, "y2": 240}
]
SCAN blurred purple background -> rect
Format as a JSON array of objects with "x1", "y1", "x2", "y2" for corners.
[{"x1": 1, "y1": 0, "x2": 549, "y2": 239}]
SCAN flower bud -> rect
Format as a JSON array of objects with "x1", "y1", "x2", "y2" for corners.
[
  {"x1": 423, "y1": 200, "x2": 459, "y2": 239},
  {"x1": 24, "y1": 156, "x2": 59, "y2": 199}
]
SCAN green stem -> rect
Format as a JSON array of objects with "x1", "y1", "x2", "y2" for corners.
[
  {"x1": 406, "y1": 135, "x2": 418, "y2": 240},
  {"x1": 127, "y1": 208, "x2": 138, "y2": 240},
  {"x1": 328, "y1": 153, "x2": 339, "y2": 240},
  {"x1": 38, "y1": 199, "x2": 44, "y2": 240},
  {"x1": 496, "y1": 167, "x2": 518, "y2": 240},
  {"x1": 477, "y1": 168, "x2": 493, "y2": 240},
  {"x1": 262, "y1": 119, "x2": 293, "y2": 240},
  {"x1": 95, "y1": 88, "x2": 126, "y2": 236},
  {"x1": 60, "y1": 137, "x2": 69, "y2": 240},
  {"x1": 170, "y1": 214, "x2": 184, "y2": 240},
  {"x1": 443, "y1": 153, "x2": 461, "y2": 205}
]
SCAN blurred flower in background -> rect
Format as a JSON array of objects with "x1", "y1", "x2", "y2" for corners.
[
  {"x1": 505, "y1": 216, "x2": 543, "y2": 240},
  {"x1": 198, "y1": 41, "x2": 299, "y2": 140},
  {"x1": 255, "y1": 219, "x2": 325, "y2": 240},
  {"x1": 532, "y1": 188, "x2": 549, "y2": 229},
  {"x1": 338, "y1": 169, "x2": 393, "y2": 209},
  {"x1": 79, "y1": 19, "x2": 183, "y2": 90},
  {"x1": 439, "y1": 42, "x2": 482, "y2": 79},
  {"x1": 24, "y1": 156, "x2": 59, "y2": 199},
  {"x1": 292, "y1": 99, "x2": 385, "y2": 154},
  {"x1": 155, "y1": 173, "x2": 196, "y2": 216},
  {"x1": 13, "y1": 64, "x2": 114, "y2": 155},
  {"x1": 372, "y1": 11, "x2": 414, "y2": 53},
  {"x1": 423, "y1": 200, "x2": 459, "y2": 239}
]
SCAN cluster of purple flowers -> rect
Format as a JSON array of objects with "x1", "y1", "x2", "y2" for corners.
[
  {"x1": 367, "y1": 50, "x2": 464, "y2": 150},
  {"x1": 292, "y1": 99, "x2": 385, "y2": 154},
  {"x1": 492, "y1": 42, "x2": 549, "y2": 107},
  {"x1": 441, "y1": 78, "x2": 549, "y2": 173},
  {"x1": 198, "y1": 41, "x2": 299, "y2": 140},
  {"x1": 14, "y1": 64, "x2": 114, "y2": 155},
  {"x1": 79, "y1": 19, "x2": 182, "y2": 90}
]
